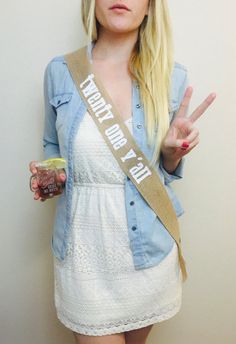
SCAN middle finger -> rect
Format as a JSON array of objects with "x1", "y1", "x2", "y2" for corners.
[
  {"x1": 189, "y1": 93, "x2": 216, "y2": 123},
  {"x1": 30, "y1": 175, "x2": 38, "y2": 192}
]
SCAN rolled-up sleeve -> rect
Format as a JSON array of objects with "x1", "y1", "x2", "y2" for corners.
[
  {"x1": 42, "y1": 61, "x2": 61, "y2": 159},
  {"x1": 159, "y1": 155, "x2": 185, "y2": 183}
]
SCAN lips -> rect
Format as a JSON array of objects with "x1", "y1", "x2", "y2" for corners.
[{"x1": 109, "y1": 3, "x2": 130, "y2": 11}]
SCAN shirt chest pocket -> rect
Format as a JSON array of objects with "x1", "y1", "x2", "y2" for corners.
[{"x1": 49, "y1": 93, "x2": 73, "y2": 129}]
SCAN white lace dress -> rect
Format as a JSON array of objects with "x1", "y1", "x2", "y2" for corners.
[{"x1": 53, "y1": 111, "x2": 183, "y2": 336}]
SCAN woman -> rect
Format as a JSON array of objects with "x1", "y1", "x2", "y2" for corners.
[{"x1": 29, "y1": 1, "x2": 216, "y2": 343}]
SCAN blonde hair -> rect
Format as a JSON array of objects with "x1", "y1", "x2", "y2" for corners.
[{"x1": 81, "y1": 0, "x2": 174, "y2": 166}]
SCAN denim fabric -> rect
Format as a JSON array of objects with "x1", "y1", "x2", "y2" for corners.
[{"x1": 42, "y1": 41, "x2": 188, "y2": 269}]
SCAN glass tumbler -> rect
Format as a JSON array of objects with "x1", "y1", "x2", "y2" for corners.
[{"x1": 30, "y1": 158, "x2": 67, "y2": 199}]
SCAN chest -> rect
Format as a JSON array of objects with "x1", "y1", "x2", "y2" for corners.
[{"x1": 92, "y1": 60, "x2": 133, "y2": 121}]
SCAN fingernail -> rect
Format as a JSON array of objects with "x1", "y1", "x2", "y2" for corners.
[{"x1": 181, "y1": 141, "x2": 189, "y2": 148}]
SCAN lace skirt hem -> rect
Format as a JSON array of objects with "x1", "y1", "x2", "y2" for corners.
[{"x1": 55, "y1": 297, "x2": 182, "y2": 336}]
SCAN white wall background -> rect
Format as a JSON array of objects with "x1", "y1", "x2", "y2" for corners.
[{"x1": 1, "y1": 1, "x2": 235, "y2": 343}]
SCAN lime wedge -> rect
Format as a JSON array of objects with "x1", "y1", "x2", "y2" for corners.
[{"x1": 42, "y1": 158, "x2": 67, "y2": 169}]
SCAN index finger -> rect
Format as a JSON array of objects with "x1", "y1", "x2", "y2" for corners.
[{"x1": 175, "y1": 86, "x2": 193, "y2": 119}]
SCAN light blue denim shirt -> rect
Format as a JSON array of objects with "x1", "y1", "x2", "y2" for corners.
[{"x1": 42, "y1": 41, "x2": 188, "y2": 270}]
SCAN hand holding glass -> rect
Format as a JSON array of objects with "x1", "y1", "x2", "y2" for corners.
[{"x1": 29, "y1": 158, "x2": 67, "y2": 201}]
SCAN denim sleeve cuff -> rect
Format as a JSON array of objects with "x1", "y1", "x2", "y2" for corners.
[
  {"x1": 43, "y1": 140, "x2": 61, "y2": 160},
  {"x1": 159, "y1": 155, "x2": 185, "y2": 183}
]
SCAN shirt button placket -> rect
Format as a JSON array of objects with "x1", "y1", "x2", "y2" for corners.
[
  {"x1": 129, "y1": 201, "x2": 137, "y2": 231},
  {"x1": 135, "y1": 99, "x2": 142, "y2": 129},
  {"x1": 129, "y1": 96, "x2": 140, "y2": 234}
]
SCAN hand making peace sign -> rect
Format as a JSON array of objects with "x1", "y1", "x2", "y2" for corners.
[{"x1": 161, "y1": 87, "x2": 217, "y2": 161}]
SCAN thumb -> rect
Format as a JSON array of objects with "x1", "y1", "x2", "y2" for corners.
[{"x1": 59, "y1": 173, "x2": 67, "y2": 182}]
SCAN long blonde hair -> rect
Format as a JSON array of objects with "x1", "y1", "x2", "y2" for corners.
[{"x1": 81, "y1": 0, "x2": 174, "y2": 166}]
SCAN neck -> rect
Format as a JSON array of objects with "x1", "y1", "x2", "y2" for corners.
[{"x1": 92, "y1": 28, "x2": 139, "y2": 63}]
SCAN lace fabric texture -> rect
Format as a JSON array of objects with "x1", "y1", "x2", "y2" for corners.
[{"x1": 53, "y1": 112, "x2": 183, "y2": 336}]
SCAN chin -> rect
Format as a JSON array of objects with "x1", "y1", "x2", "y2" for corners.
[{"x1": 107, "y1": 22, "x2": 137, "y2": 33}]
